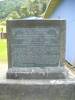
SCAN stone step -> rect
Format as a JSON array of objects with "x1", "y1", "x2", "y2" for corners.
[
  {"x1": 0, "y1": 79, "x2": 75, "y2": 100},
  {"x1": 7, "y1": 67, "x2": 67, "y2": 79}
]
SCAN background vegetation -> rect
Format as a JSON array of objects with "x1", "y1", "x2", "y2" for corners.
[{"x1": 0, "y1": 0, "x2": 49, "y2": 32}]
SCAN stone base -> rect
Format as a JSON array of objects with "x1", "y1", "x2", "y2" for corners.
[
  {"x1": 7, "y1": 67, "x2": 68, "y2": 79},
  {"x1": 0, "y1": 79, "x2": 75, "y2": 100}
]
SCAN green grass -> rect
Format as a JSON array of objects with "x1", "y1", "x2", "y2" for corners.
[{"x1": 0, "y1": 39, "x2": 7, "y2": 63}]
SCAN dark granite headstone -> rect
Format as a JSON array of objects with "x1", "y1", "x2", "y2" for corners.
[{"x1": 7, "y1": 19, "x2": 67, "y2": 79}]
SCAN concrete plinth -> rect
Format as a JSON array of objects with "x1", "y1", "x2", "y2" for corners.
[
  {"x1": 7, "y1": 67, "x2": 67, "y2": 79},
  {"x1": 0, "y1": 79, "x2": 75, "y2": 100}
]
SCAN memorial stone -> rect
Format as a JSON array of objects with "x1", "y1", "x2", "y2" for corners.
[{"x1": 7, "y1": 19, "x2": 67, "y2": 79}]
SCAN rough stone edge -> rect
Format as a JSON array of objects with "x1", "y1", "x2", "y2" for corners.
[
  {"x1": 7, "y1": 67, "x2": 68, "y2": 79},
  {"x1": 0, "y1": 79, "x2": 75, "y2": 100},
  {"x1": 0, "y1": 79, "x2": 75, "y2": 85}
]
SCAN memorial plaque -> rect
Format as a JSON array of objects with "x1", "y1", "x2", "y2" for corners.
[
  {"x1": 7, "y1": 20, "x2": 66, "y2": 79},
  {"x1": 10, "y1": 27, "x2": 60, "y2": 67}
]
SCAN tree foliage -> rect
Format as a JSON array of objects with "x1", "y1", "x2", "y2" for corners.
[{"x1": 0, "y1": 0, "x2": 49, "y2": 24}]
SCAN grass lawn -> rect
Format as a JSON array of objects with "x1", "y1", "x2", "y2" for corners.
[{"x1": 0, "y1": 39, "x2": 7, "y2": 63}]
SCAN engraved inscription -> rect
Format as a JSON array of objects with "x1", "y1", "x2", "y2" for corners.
[{"x1": 10, "y1": 28, "x2": 60, "y2": 67}]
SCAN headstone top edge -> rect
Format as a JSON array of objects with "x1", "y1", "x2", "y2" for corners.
[{"x1": 6, "y1": 18, "x2": 66, "y2": 22}]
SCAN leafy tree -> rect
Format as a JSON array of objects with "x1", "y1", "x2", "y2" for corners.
[{"x1": 0, "y1": 0, "x2": 49, "y2": 25}]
